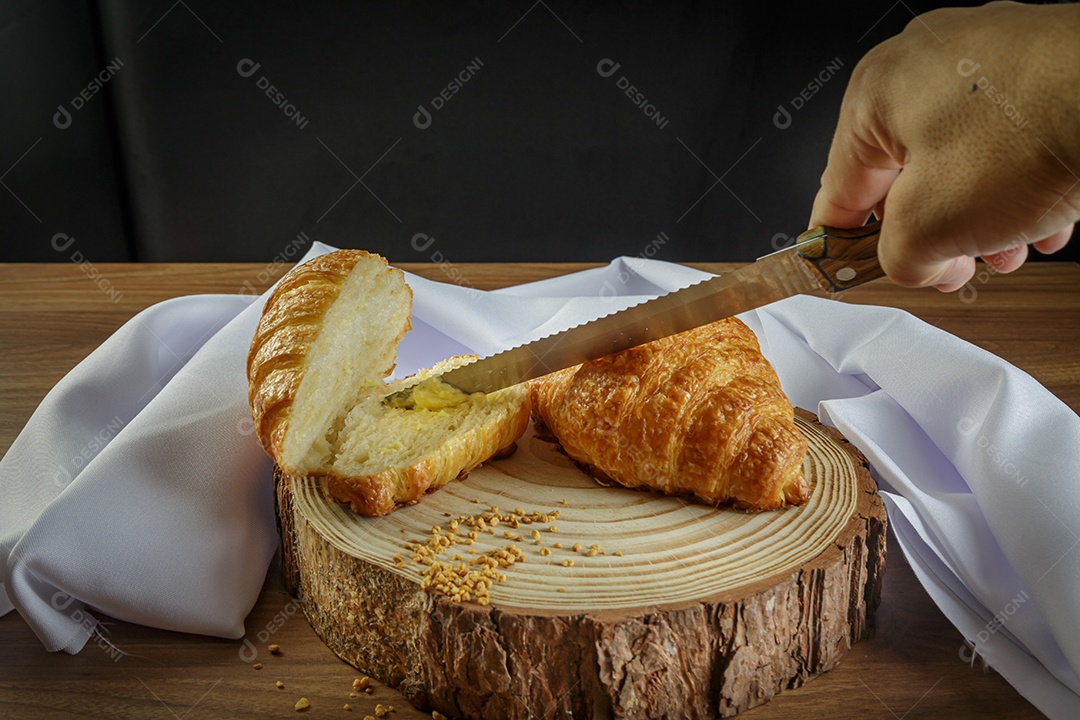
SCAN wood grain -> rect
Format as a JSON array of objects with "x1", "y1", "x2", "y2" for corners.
[
  {"x1": 2, "y1": 259, "x2": 1075, "y2": 719},
  {"x1": 278, "y1": 410, "x2": 886, "y2": 718},
  {"x1": 294, "y1": 413, "x2": 859, "y2": 610}
]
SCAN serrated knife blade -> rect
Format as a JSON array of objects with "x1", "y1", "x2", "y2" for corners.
[{"x1": 435, "y1": 221, "x2": 883, "y2": 395}]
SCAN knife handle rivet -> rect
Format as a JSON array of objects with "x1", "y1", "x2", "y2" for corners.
[{"x1": 835, "y1": 267, "x2": 857, "y2": 283}]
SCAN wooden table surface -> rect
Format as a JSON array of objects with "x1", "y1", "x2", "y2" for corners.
[{"x1": 1, "y1": 259, "x2": 1077, "y2": 719}]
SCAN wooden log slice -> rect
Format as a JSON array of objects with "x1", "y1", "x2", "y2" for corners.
[{"x1": 276, "y1": 408, "x2": 887, "y2": 719}]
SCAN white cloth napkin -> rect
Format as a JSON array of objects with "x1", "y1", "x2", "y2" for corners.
[{"x1": 2, "y1": 243, "x2": 1077, "y2": 718}]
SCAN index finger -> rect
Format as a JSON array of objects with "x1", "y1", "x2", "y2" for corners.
[{"x1": 809, "y1": 127, "x2": 902, "y2": 230}]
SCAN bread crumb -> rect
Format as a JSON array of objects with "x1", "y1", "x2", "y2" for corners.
[
  {"x1": 252, "y1": 663, "x2": 263, "y2": 670},
  {"x1": 560, "y1": 498, "x2": 568, "y2": 505},
  {"x1": 547, "y1": 526, "x2": 557, "y2": 533},
  {"x1": 614, "y1": 550, "x2": 623, "y2": 557},
  {"x1": 432, "y1": 712, "x2": 449, "y2": 720},
  {"x1": 539, "y1": 548, "x2": 551, "y2": 556},
  {"x1": 364, "y1": 716, "x2": 376, "y2": 720},
  {"x1": 343, "y1": 704, "x2": 352, "y2": 711},
  {"x1": 553, "y1": 542, "x2": 562, "y2": 549},
  {"x1": 268, "y1": 643, "x2": 282, "y2": 655},
  {"x1": 353, "y1": 676, "x2": 370, "y2": 691},
  {"x1": 276, "y1": 680, "x2": 285, "y2": 690},
  {"x1": 561, "y1": 559, "x2": 574, "y2": 567},
  {"x1": 374, "y1": 704, "x2": 389, "y2": 717},
  {"x1": 364, "y1": 687, "x2": 374, "y2": 694},
  {"x1": 294, "y1": 697, "x2": 310, "y2": 712},
  {"x1": 557, "y1": 587, "x2": 566, "y2": 593},
  {"x1": 571, "y1": 543, "x2": 582, "y2": 552}
]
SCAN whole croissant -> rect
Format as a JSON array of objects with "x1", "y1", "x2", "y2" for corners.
[{"x1": 529, "y1": 317, "x2": 809, "y2": 511}]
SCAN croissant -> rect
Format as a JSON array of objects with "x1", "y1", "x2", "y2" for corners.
[
  {"x1": 529, "y1": 317, "x2": 809, "y2": 511},
  {"x1": 247, "y1": 249, "x2": 530, "y2": 516}
]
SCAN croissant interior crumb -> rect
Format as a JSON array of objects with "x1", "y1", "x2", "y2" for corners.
[{"x1": 281, "y1": 258, "x2": 410, "y2": 474}]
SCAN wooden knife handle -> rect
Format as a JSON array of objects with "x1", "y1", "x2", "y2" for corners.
[{"x1": 795, "y1": 219, "x2": 885, "y2": 292}]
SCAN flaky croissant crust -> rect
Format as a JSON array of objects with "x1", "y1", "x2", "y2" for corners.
[
  {"x1": 529, "y1": 317, "x2": 809, "y2": 511},
  {"x1": 246, "y1": 249, "x2": 530, "y2": 517},
  {"x1": 247, "y1": 250, "x2": 393, "y2": 465}
]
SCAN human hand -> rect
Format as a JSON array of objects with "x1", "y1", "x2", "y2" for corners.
[{"x1": 810, "y1": 1, "x2": 1080, "y2": 290}]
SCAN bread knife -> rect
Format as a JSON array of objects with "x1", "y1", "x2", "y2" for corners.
[{"x1": 421, "y1": 220, "x2": 882, "y2": 396}]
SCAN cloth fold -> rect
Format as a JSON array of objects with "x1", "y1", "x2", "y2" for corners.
[{"x1": 2, "y1": 243, "x2": 1077, "y2": 718}]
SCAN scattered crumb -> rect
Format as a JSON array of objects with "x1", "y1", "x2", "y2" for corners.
[
  {"x1": 614, "y1": 550, "x2": 623, "y2": 557},
  {"x1": 571, "y1": 543, "x2": 582, "y2": 553},
  {"x1": 432, "y1": 712, "x2": 449, "y2": 720},
  {"x1": 395, "y1": 504, "x2": 574, "y2": 604},
  {"x1": 349, "y1": 692, "x2": 357, "y2": 698},
  {"x1": 268, "y1": 643, "x2": 282, "y2": 655},
  {"x1": 374, "y1": 704, "x2": 390, "y2": 717},
  {"x1": 561, "y1": 559, "x2": 574, "y2": 567},
  {"x1": 343, "y1": 704, "x2": 352, "y2": 711},
  {"x1": 539, "y1": 548, "x2": 551, "y2": 556},
  {"x1": 553, "y1": 542, "x2": 563, "y2": 549},
  {"x1": 294, "y1": 697, "x2": 310, "y2": 712},
  {"x1": 353, "y1": 677, "x2": 370, "y2": 691},
  {"x1": 364, "y1": 716, "x2": 376, "y2": 720},
  {"x1": 364, "y1": 687, "x2": 374, "y2": 695},
  {"x1": 557, "y1": 587, "x2": 566, "y2": 593},
  {"x1": 560, "y1": 498, "x2": 568, "y2": 505},
  {"x1": 252, "y1": 663, "x2": 263, "y2": 670},
  {"x1": 276, "y1": 680, "x2": 285, "y2": 690}
]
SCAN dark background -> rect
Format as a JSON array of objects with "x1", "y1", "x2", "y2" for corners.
[{"x1": 1, "y1": 0, "x2": 1076, "y2": 264}]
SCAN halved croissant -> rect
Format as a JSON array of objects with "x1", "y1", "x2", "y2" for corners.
[
  {"x1": 247, "y1": 249, "x2": 530, "y2": 516},
  {"x1": 529, "y1": 317, "x2": 809, "y2": 511}
]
